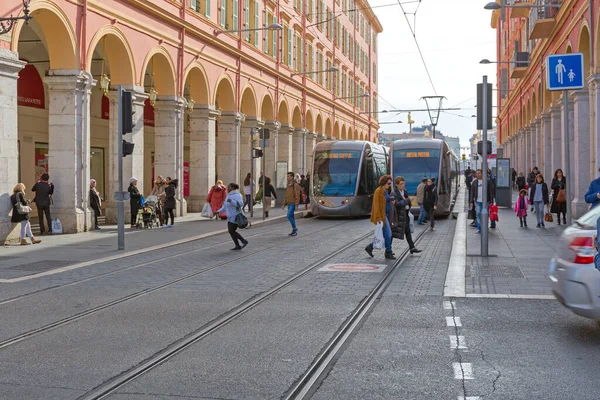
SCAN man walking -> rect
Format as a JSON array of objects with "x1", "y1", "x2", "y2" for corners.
[
  {"x1": 527, "y1": 167, "x2": 539, "y2": 212},
  {"x1": 470, "y1": 169, "x2": 494, "y2": 234},
  {"x1": 416, "y1": 177, "x2": 427, "y2": 225},
  {"x1": 282, "y1": 171, "x2": 300, "y2": 236},
  {"x1": 32, "y1": 173, "x2": 54, "y2": 235}
]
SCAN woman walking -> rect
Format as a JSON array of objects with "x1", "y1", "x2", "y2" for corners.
[
  {"x1": 218, "y1": 183, "x2": 248, "y2": 251},
  {"x1": 207, "y1": 180, "x2": 227, "y2": 220},
  {"x1": 11, "y1": 183, "x2": 40, "y2": 245},
  {"x1": 243, "y1": 173, "x2": 255, "y2": 212},
  {"x1": 150, "y1": 175, "x2": 167, "y2": 226},
  {"x1": 163, "y1": 178, "x2": 178, "y2": 227},
  {"x1": 263, "y1": 177, "x2": 277, "y2": 217},
  {"x1": 365, "y1": 175, "x2": 395, "y2": 260},
  {"x1": 392, "y1": 176, "x2": 421, "y2": 254},
  {"x1": 423, "y1": 178, "x2": 438, "y2": 231},
  {"x1": 514, "y1": 189, "x2": 528, "y2": 228},
  {"x1": 89, "y1": 179, "x2": 102, "y2": 230},
  {"x1": 529, "y1": 174, "x2": 549, "y2": 228},
  {"x1": 551, "y1": 169, "x2": 567, "y2": 225},
  {"x1": 128, "y1": 177, "x2": 142, "y2": 227}
]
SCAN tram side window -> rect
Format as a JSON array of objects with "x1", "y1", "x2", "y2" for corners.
[
  {"x1": 373, "y1": 151, "x2": 387, "y2": 179},
  {"x1": 364, "y1": 150, "x2": 376, "y2": 194},
  {"x1": 440, "y1": 155, "x2": 449, "y2": 194}
]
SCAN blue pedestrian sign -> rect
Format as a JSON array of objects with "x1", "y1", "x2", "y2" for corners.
[{"x1": 546, "y1": 53, "x2": 585, "y2": 91}]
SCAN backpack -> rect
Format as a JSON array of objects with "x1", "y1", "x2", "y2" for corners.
[{"x1": 235, "y1": 205, "x2": 249, "y2": 229}]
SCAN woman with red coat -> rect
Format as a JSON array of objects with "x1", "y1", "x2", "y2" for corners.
[{"x1": 207, "y1": 180, "x2": 227, "y2": 220}]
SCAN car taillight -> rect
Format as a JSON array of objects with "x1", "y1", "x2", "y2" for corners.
[
  {"x1": 341, "y1": 200, "x2": 346, "y2": 205},
  {"x1": 569, "y1": 236, "x2": 596, "y2": 264}
]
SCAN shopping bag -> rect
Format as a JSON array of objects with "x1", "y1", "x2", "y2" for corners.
[
  {"x1": 51, "y1": 219, "x2": 63, "y2": 234},
  {"x1": 201, "y1": 203, "x2": 213, "y2": 218},
  {"x1": 373, "y1": 222, "x2": 385, "y2": 249},
  {"x1": 489, "y1": 204, "x2": 499, "y2": 222},
  {"x1": 408, "y1": 212, "x2": 415, "y2": 233}
]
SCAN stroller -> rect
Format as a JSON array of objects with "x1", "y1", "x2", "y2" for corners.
[{"x1": 136, "y1": 195, "x2": 161, "y2": 229}]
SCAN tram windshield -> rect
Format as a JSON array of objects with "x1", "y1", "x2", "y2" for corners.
[
  {"x1": 392, "y1": 148, "x2": 441, "y2": 195},
  {"x1": 313, "y1": 150, "x2": 362, "y2": 196}
]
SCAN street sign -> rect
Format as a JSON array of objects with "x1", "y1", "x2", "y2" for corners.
[{"x1": 546, "y1": 53, "x2": 585, "y2": 91}]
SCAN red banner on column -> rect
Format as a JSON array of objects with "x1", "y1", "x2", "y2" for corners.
[
  {"x1": 144, "y1": 99, "x2": 155, "y2": 127},
  {"x1": 17, "y1": 62, "x2": 45, "y2": 109},
  {"x1": 183, "y1": 162, "x2": 190, "y2": 197},
  {"x1": 101, "y1": 95, "x2": 110, "y2": 119}
]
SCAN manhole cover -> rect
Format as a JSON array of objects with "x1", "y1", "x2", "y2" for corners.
[
  {"x1": 466, "y1": 264, "x2": 525, "y2": 278},
  {"x1": 318, "y1": 263, "x2": 387, "y2": 273},
  {"x1": 8, "y1": 260, "x2": 74, "y2": 272}
]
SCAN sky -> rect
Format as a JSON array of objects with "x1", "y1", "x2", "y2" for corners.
[{"x1": 371, "y1": 0, "x2": 498, "y2": 149}]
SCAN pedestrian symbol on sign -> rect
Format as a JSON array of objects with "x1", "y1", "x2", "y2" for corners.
[
  {"x1": 555, "y1": 59, "x2": 566, "y2": 84},
  {"x1": 568, "y1": 69, "x2": 576, "y2": 83}
]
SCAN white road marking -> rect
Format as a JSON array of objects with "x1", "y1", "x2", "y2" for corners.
[
  {"x1": 458, "y1": 397, "x2": 481, "y2": 400},
  {"x1": 466, "y1": 293, "x2": 555, "y2": 300},
  {"x1": 444, "y1": 212, "x2": 467, "y2": 297},
  {"x1": 443, "y1": 300, "x2": 455, "y2": 310},
  {"x1": 450, "y1": 335, "x2": 467, "y2": 350},
  {"x1": 453, "y1": 362, "x2": 474, "y2": 380},
  {"x1": 446, "y1": 316, "x2": 462, "y2": 327}
]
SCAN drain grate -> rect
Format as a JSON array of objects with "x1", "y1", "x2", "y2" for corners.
[
  {"x1": 466, "y1": 263, "x2": 525, "y2": 278},
  {"x1": 8, "y1": 260, "x2": 74, "y2": 272}
]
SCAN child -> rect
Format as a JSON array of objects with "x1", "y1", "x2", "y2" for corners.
[{"x1": 514, "y1": 189, "x2": 528, "y2": 227}]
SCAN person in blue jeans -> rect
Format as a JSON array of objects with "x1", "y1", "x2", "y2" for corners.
[
  {"x1": 365, "y1": 175, "x2": 395, "y2": 260},
  {"x1": 470, "y1": 169, "x2": 493, "y2": 234},
  {"x1": 416, "y1": 178, "x2": 427, "y2": 225},
  {"x1": 282, "y1": 171, "x2": 300, "y2": 236}
]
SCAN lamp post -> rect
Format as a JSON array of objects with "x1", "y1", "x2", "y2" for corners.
[
  {"x1": 291, "y1": 66, "x2": 338, "y2": 77},
  {"x1": 214, "y1": 23, "x2": 283, "y2": 36},
  {"x1": 484, "y1": 1, "x2": 561, "y2": 10},
  {"x1": 0, "y1": 0, "x2": 32, "y2": 35}
]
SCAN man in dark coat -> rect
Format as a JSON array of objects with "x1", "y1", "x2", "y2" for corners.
[{"x1": 32, "y1": 173, "x2": 54, "y2": 235}]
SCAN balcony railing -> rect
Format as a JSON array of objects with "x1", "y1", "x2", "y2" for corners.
[
  {"x1": 511, "y1": 51, "x2": 529, "y2": 79},
  {"x1": 510, "y1": 0, "x2": 531, "y2": 19},
  {"x1": 529, "y1": 0, "x2": 561, "y2": 40}
]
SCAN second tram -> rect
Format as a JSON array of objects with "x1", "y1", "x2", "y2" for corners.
[
  {"x1": 389, "y1": 139, "x2": 460, "y2": 216},
  {"x1": 311, "y1": 140, "x2": 388, "y2": 217}
]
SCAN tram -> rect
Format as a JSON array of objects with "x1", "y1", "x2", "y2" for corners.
[
  {"x1": 389, "y1": 139, "x2": 460, "y2": 216},
  {"x1": 310, "y1": 140, "x2": 389, "y2": 217}
]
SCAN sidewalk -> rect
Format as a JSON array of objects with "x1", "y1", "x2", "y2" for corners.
[
  {"x1": 0, "y1": 204, "x2": 307, "y2": 272},
  {"x1": 464, "y1": 191, "x2": 565, "y2": 296}
]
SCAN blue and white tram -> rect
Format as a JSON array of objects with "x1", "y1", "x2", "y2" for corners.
[
  {"x1": 389, "y1": 139, "x2": 460, "y2": 216},
  {"x1": 311, "y1": 140, "x2": 388, "y2": 217}
]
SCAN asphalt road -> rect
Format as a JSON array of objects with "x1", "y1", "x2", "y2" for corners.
[{"x1": 1, "y1": 216, "x2": 599, "y2": 399}]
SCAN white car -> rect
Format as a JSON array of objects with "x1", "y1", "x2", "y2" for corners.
[{"x1": 550, "y1": 205, "x2": 600, "y2": 320}]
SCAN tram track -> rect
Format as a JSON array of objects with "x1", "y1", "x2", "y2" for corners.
[
  {"x1": 0, "y1": 220, "x2": 356, "y2": 351},
  {"x1": 75, "y1": 226, "x2": 429, "y2": 400},
  {"x1": 282, "y1": 227, "x2": 429, "y2": 400}
]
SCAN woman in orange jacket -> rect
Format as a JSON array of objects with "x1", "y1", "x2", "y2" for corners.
[{"x1": 365, "y1": 174, "x2": 395, "y2": 260}]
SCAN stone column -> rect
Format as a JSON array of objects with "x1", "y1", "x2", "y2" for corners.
[
  {"x1": 571, "y1": 90, "x2": 591, "y2": 217},
  {"x1": 278, "y1": 124, "x2": 293, "y2": 173},
  {"x1": 44, "y1": 70, "x2": 93, "y2": 233},
  {"x1": 561, "y1": 96, "x2": 575, "y2": 180},
  {"x1": 187, "y1": 106, "x2": 219, "y2": 211},
  {"x1": 263, "y1": 121, "x2": 280, "y2": 183},
  {"x1": 550, "y1": 105, "x2": 562, "y2": 174},
  {"x1": 541, "y1": 113, "x2": 552, "y2": 179},
  {"x1": 240, "y1": 116, "x2": 264, "y2": 182},
  {"x1": 105, "y1": 87, "x2": 147, "y2": 224},
  {"x1": 293, "y1": 128, "x2": 307, "y2": 175},
  {"x1": 534, "y1": 119, "x2": 542, "y2": 168},
  {"x1": 154, "y1": 96, "x2": 186, "y2": 216},
  {"x1": 316, "y1": 133, "x2": 327, "y2": 143},
  {"x1": 0, "y1": 50, "x2": 25, "y2": 243},
  {"x1": 217, "y1": 112, "x2": 243, "y2": 185}
]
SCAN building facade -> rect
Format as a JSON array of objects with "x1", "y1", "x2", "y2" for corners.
[
  {"x1": 491, "y1": 0, "x2": 599, "y2": 218},
  {"x1": 0, "y1": 0, "x2": 382, "y2": 241}
]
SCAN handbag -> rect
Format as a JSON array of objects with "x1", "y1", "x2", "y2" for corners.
[
  {"x1": 489, "y1": 204, "x2": 499, "y2": 222},
  {"x1": 15, "y1": 193, "x2": 32, "y2": 215},
  {"x1": 235, "y1": 205, "x2": 249, "y2": 229},
  {"x1": 556, "y1": 189, "x2": 566, "y2": 203},
  {"x1": 544, "y1": 205, "x2": 554, "y2": 222},
  {"x1": 388, "y1": 205, "x2": 399, "y2": 229},
  {"x1": 468, "y1": 208, "x2": 476, "y2": 220}
]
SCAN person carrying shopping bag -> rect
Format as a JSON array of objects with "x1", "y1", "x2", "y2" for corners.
[{"x1": 365, "y1": 175, "x2": 395, "y2": 260}]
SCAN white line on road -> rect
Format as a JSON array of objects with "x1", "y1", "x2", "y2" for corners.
[
  {"x1": 446, "y1": 316, "x2": 462, "y2": 327},
  {"x1": 450, "y1": 335, "x2": 467, "y2": 350},
  {"x1": 444, "y1": 212, "x2": 466, "y2": 297},
  {"x1": 443, "y1": 300, "x2": 456, "y2": 310},
  {"x1": 453, "y1": 362, "x2": 474, "y2": 380},
  {"x1": 465, "y1": 293, "x2": 555, "y2": 300},
  {"x1": 458, "y1": 397, "x2": 481, "y2": 400}
]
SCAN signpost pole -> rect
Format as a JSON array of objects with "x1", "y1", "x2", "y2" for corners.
[
  {"x1": 481, "y1": 76, "x2": 489, "y2": 257},
  {"x1": 262, "y1": 131, "x2": 267, "y2": 221},
  {"x1": 563, "y1": 89, "x2": 572, "y2": 225},
  {"x1": 250, "y1": 128, "x2": 254, "y2": 218},
  {"x1": 117, "y1": 86, "x2": 125, "y2": 250}
]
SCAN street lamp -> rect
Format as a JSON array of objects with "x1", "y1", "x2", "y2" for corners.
[
  {"x1": 484, "y1": 1, "x2": 561, "y2": 10},
  {"x1": 215, "y1": 23, "x2": 283, "y2": 36},
  {"x1": 479, "y1": 59, "x2": 521, "y2": 65},
  {"x1": 336, "y1": 93, "x2": 369, "y2": 100},
  {"x1": 378, "y1": 121, "x2": 403, "y2": 125},
  {"x1": 291, "y1": 66, "x2": 338, "y2": 77},
  {"x1": 0, "y1": 0, "x2": 32, "y2": 35}
]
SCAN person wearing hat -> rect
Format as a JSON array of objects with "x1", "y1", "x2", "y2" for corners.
[{"x1": 128, "y1": 177, "x2": 142, "y2": 227}]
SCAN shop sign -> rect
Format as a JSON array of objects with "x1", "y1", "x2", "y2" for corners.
[
  {"x1": 144, "y1": 99, "x2": 155, "y2": 127},
  {"x1": 183, "y1": 162, "x2": 190, "y2": 197},
  {"x1": 17, "y1": 62, "x2": 45, "y2": 109},
  {"x1": 101, "y1": 95, "x2": 110, "y2": 119}
]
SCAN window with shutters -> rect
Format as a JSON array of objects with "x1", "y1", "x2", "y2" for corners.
[
  {"x1": 336, "y1": 21, "x2": 341, "y2": 48},
  {"x1": 308, "y1": 44, "x2": 314, "y2": 75},
  {"x1": 220, "y1": 0, "x2": 228, "y2": 27},
  {"x1": 315, "y1": 51, "x2": 321, "y2": 83},
  {"x1": 325, "y1": 58, "x2": 331, "y2": 91},
  {"x1": 328, "y1": 9, "x2": 334, "y2": 39},
  {"x1": 373, "y1": 62, "x2": 377, "y2": 83},
  {"x1": 349, "y1": 0, "x2": 354, "y2": 23},
  {"x1": 500, "y1": 68, "x2": 508, "y2": 99},
  {"x1": 232, "y1": 0, "x2": 239, "y2": 32},
  {"x1": 263, "y1": 9, "x2": 269, "y2": 53},
  {"x1": 343, "y1": 0, "x2": 347, "y2": 13},
  {"x1": 307, "y1": 0, "x2": 313, "y2": 20},
  {"x1": 319, "y1": 52, "x2": 324, "y2": 85},
  {"x1": 191, "y1": 0, "x2": 201, "y2": 13},
  {"x1": 326, "y1": 9, "x2": 331, "y2": 39},
  {"x1": 373, "y1": 32, "x2": 377, "y2": 53},
  {"x1": 244, "y1": 0, "x2": 250, "y2": 41},
  {"x1": 284, "y1": 25, "x2": 292, "y2": 66},
  {"x1": 318, "y1": 0, "x2": 324, "y2": 31},
  {"x1": 270, "y1": 15, "x2": 277, "y2": 58},
  {"x1": 252, "y1": 0, "x2": 258, "y2": 46}
]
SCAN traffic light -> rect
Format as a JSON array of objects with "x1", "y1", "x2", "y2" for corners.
[
  {"x1": 252, "y1": 148, "x2": 264, "y2": 158},
  {"x1": 461, "y1": 154, "x2": 466, "y2": 161},
  {"x1": 476, "y1": 82, "x2": 493, "y2": 130},
  {"x1": 122, "y1": 140, "x2": 134, "y2": 157},
  {"x1": 477, "y1": 140, "x2": 492, "y2": 155},
  {"x1": 122, "y1": 91, "x2": 133, "y2": 134}
]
